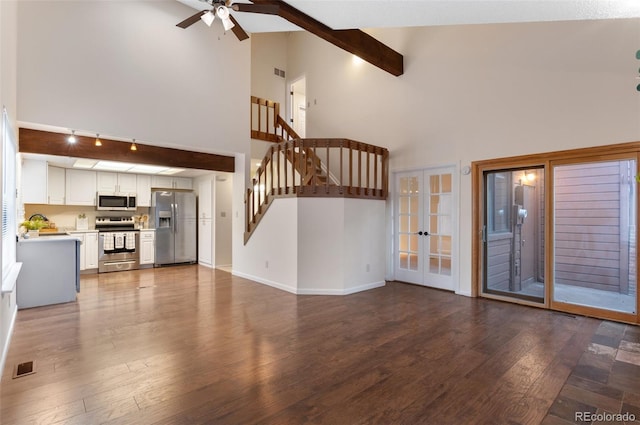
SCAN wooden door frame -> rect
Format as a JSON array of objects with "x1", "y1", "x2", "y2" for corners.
[{"x1": 472, "y1": 141, "x2": 640, "y2": 324}]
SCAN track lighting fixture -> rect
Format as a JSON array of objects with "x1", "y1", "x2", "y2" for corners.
[
  {"x1": 68, "y1": 130, "x2": 76, "y2": 144},
  {"x1": 130, "y1": 139, "x2": 137, "y2": 151},
  {"x1": 95, "y1": 133, "x2": 102, "y2": 147}
]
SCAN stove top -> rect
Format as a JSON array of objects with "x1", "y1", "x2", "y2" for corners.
[{"x1": 95, "y1": 216, "x2": 137, "y2": 232}]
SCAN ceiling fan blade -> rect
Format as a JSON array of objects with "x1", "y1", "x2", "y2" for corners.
[
  {"x1": 232, "y1": 3, "x2": 279, "y2": 15},
  {"x1": 176, "y1": 10, "x2": 207, "y2": 29},
  {"x1": 228, "y1": 15, "x2": 250, "y2": 41}
]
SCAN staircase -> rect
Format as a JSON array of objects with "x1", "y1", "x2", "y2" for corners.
[{"x1": 246, "y1": 96, "x2": 389, "y2": 243}]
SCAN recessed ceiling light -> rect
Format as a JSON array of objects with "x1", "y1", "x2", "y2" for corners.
[
  {"x1": 128, "y1": 164, "x2": 170, "y2": 174},
  {"x1": 158, "y1": 168, "x2": 185, "y2": 175},
  {"x1": 92, "y1": 161, "x2": 134, "y2": 172},
  {"x1": 73, "y1": 158, "x2": 98, "y2": 169}
]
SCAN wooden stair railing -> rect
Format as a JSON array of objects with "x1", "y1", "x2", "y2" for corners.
[
  {"x1": 245, "y1": 138, "x2": 389, "y2": 243},
  {"x1": 251, "y1": 96, "x2": 328, "y2": 185}
]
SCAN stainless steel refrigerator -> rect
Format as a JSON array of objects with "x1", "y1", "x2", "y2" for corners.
[{"x1": 151, "y1": 190, "x2": 197, "y2": 265}]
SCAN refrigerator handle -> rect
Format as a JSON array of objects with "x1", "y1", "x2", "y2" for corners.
[{"x1": 173, "y1": 202, "x2": 177, "y2": 234}]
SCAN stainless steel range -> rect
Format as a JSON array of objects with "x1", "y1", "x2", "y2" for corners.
[{"x1": 95, "y1": 216, "x2": 140, "y2": 273}]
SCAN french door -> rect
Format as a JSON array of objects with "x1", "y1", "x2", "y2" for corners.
[{"x1": 394, "y1": 167, "x2": 457, "y2": 291}]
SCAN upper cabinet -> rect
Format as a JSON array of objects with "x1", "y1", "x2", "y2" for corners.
[
  {"x1": 151, "y1": 176, "x2": 192, "y2": 190},
  {"x1": 48, "y1": 166, "x2": 66, "y2": 205},
  {"x1": 66, "y1": 169, "x2": 97, "y2": 206},
  {"x1": 136, "y1": 174, "x2": 152, "y2": 207},
  {"x1": 21, "y1": 160, "x2": 65, "y2": 205},
  {"x1": 20, "y1": 159, "x2": 192, "y2": 207},
  {"x1": 21, "y1": 159, "x2": 48, "y2": 204},
  {"x1": 97, "y1": 172, "x2": 137, "y2": 193}
]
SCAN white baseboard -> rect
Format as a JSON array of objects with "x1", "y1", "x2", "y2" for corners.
[
  {"x1": 232, "y1": 271, "x2": 385, "y2": 296},
  {"x1": 231, "y1": 271, "x2": 298, "y2": 294},
  {"x1": 456, "y1": 290, "x2": 472, "y2": 297},
  {"x1": 0, "y1": 304, "x2": 18, "y2": 382}
]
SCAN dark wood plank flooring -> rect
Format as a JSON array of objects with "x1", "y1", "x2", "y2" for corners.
[{"x1": 1, "y1": 266, "x2": 638, "y2": 424}]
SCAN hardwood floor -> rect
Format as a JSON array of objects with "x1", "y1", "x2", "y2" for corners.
[{"x1": 1, "y1": 266, "x2": 638, "y2": 424}]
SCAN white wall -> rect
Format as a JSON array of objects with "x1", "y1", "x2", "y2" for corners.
[
  {"x1": 0, "y1": 0, "x2": 18, "y2": 379},
  {"x1": 297, "y1": 198, "x2": 386, "y2": 294},
  {"x1": 284, "y1": 19, "x2": 640, "y2": 295},
  {"x1": 17, "y1": 0, "x2": 250, "y2": 158},
  {"x1": 233, "y1": 197, "x2": 299, "y2": 293}
]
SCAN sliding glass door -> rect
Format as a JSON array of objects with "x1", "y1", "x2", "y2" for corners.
[
  {"x1": 477, "y1": 151, "x2": 639, "y2": 323},
  {"x1": 552, "y1": 158, "x2": 637, "y2": 316}
]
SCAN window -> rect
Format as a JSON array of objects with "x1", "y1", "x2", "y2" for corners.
[{"x1": 486, "y1": 172, "x2": 511, "y2": 234}]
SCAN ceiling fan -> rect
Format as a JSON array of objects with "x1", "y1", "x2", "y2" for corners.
[{"x1": 176, "y1": 0, "x2": 275, "y2": 41}]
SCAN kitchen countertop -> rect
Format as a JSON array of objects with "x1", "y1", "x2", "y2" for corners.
[{"x1": 19, "y1": 235, "x2": 82, "y2": 243}]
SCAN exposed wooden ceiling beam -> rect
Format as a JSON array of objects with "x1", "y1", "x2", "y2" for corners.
[
  {"x1": 247, "y1": 0, "x2": 404, "y2": 77},
  {"x1": 19, "y1": 128, "x2": 235, "y2": 173}
]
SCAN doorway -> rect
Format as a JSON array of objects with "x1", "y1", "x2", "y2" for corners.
[
  {"x1": 289, "y1": 77, "x2": 306, "y2": 138},
  {"x1": 394, "y1": 166, "x2": 457, "y2": 291}
]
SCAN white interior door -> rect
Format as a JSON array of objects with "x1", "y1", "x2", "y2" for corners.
[{"x1": 394, "y1": 167, "x2": 456, "y2": 291}]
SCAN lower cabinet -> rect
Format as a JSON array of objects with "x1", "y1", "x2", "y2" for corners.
[
  {"x1": 140, "y1": 230, "x2": 155, "y2": 266},
  {"x1": 71, "y1": 231, "x2": 99, "y2": 272}
]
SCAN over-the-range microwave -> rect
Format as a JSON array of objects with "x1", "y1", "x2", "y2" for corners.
[{"x1": 96, "y1": 192, "x2": 137, "y2": 211}]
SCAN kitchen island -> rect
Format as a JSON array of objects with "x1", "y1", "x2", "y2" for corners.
[{"x1": 16, "y1": 235, "x2": 80, "y2": 309}]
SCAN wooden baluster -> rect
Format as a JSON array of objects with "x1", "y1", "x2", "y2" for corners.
[
  {"x1": 358, "y1": 143, "x2": 362, "y2": 196},
  {"x1": 277, "y1": 144, "x2": 281, "y2": 196},
  {"x1": 299, "y1": 140, "x2": 304, "y2": 194},
  {"x1": 374, "y1": 148, "x2": 379, "y2": 197},
  {"x1": 339, "y1": 140, "x2": 344, "y2": 194},
  {"x1": 366, "y1": 145, "x2": 370, "y2": 196},
  {"x1": 382, "y1": 149, "x2": 389, "y2": 198},
  {"x1": 274, "y1": 102, "x2": 280, "y2": 138},
  {"x1": 325, "y1": 140, "x2": 330, "y2": 194},
  {"x1": 270, "y1": 147, "x2": 274, "y2": 197},
  {"x1": 349, "y1": 141, "x2": 353, "y2": 196},
  {"x1": 312, "y1": 141, "x2": 317, "y2": 194}
]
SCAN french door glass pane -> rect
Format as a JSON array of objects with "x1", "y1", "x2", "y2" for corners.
[
  {"x1": 553, "y1": 160, "x2": 637, "y2": 314},
  {"x1": 398, "y1": 176, "x2": 420, "y2": 271}
]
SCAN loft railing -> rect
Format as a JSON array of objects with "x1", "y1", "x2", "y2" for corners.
[
  {"x1": 251, "y1": 96, "x2": 299, "y2": 142},
  {"x1": 245, "y1": 138, "x2": 389, "y2": 243}
]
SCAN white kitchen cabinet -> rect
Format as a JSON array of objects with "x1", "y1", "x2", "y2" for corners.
[
  {"x1": 139, "y1": 230, "x2": 155, "y2": 265},
  {"x1": 97, "y1": 172, "x2": 137, "y2": 193},
  {"x1": 75, "y1": 233, "x2": 86, "y2": 270},
  {"x1": 136, "y1": 174, "x2": 152, "y2": 207},
  {"x1": 151, "y1": 176, "x2": 192, "y2": 190},
  {"x1": 48, "y1": 166, "x2": 66, "y2": 205},
  {"x1": 197, "y1": 177, "x2": 214, "y2": 267},
  {"x1": 70, "y1": 231, "x2": 99, "y2": 271},
  {"x1": 198, "y1": 217, "x2": 213, "y2": 267},
  {"x1": 174, "y1": 177, "x2": 193, "y2": 190},
  {"x1": 84, "y1": 232, "x2": 99, "y2": 270},
  {"x1": 66, "y1": 169, "x2": 97, "y2": 206},
  {"x1": 21, "y1": 159, "x2": 48, "y2": 204}
]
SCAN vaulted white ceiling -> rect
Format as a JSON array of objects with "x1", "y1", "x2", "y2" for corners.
[{"x1": 176, "y1": 0, "x2": 640, "y2": 33}]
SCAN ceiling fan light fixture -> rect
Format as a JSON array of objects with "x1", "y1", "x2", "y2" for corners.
[
  {"x1": 201, "y1": 10, "x2": 215, "y2": 27},
  {"x1": 216, "y1": 5, "x2": 235, "y2": 31}
]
